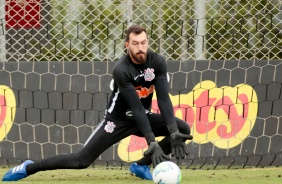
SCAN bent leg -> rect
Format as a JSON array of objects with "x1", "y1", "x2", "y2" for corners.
[{"x1": 134, "y1": 114, "x2": 191, "y2": 166}]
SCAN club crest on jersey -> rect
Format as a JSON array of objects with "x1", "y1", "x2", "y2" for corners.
[
  {"x1": 144, "y1": 68, "x2": 155, "y2": 81},
  {"x1": 104, "y1": 121, "x2": 116, "y2": 133}
]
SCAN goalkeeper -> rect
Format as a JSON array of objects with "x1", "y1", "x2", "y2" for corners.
[{"x1": 2, "y1": 25, "x2": 193, "y2": 181}]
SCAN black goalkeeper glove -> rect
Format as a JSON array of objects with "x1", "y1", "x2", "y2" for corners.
[
  {"x1": 170, "y1": 131, "x2": 193, "y2": 159},
  {"x1": 144, "y1": 142, "x2": 170, "y2": 167}
]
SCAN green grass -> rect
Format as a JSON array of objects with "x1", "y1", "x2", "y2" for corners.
[{"x1": 0, "y1": 167, "x2": 282, "y2": 184}]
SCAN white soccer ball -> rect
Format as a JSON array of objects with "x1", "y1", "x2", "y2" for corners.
[{"x1": 152, "y1": 161, "x2": 182, "y2": 184}]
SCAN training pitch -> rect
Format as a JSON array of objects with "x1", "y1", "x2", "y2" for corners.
[{"x1": 0, "y1": 167, "x2": 282, "y2": 184}]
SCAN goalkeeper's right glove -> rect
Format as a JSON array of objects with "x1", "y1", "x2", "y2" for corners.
[
  {"x1": 144, "y1": 142, "x2": 170, "y2": 167},
  {"x1": 144, "y1": 133, "x2": 170, "y2": 167}
]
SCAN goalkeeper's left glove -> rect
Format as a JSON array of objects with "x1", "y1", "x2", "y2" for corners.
[{"x1": 167, "y1": 123, "x2": 193, "y2": 159}]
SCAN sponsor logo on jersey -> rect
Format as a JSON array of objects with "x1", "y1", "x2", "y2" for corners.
[
  {"x1": 135, "y1": 85, "x2": 155, "y2": 98},
  {"x1": 144, "y1": 68, "x2": 155, "y2": 81},
  {"x1": 125, "y1": 110, "x2": 149, "y2": 116},
  {"x1": 104, "y1": 121, "x2": 116, "y2": 133},
  {"x1": 134, "y1": 73, "x2": 144, "y2": 81},
  {"x1": 125, "y1": 111, "x2": 133, "y2": 116}
]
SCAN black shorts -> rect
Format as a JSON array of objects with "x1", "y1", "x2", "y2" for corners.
[{"x1": 83, "y1": 112, "x2": 191, "y2": 159}]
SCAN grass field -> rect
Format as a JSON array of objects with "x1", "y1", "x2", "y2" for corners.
[{"x1": 0, "y1": 167, "x2": 282, "y2": 184}]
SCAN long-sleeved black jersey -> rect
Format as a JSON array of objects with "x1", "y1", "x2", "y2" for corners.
[{"x1": 106, "y1": 50, "x2": 178, "y2": 139}]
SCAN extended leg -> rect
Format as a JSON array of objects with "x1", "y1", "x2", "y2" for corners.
[{"x1": 2, "y1": 118, "x2": 135, "y2": 181}]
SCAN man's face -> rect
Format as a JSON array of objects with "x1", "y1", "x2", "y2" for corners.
[{"x1": 125, "y1": 31, "x2": 149, "y2": 64}]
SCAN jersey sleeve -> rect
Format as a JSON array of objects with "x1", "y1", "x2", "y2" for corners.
[
  {"x1": 154, "y1": 55, "x2": 179, "y2": 133},
  {"x1": 112, "y1": 67, "x2": 132, "y2": 92},
  {"x1": 154, "y1": 55, "x2": 167, "y2": 80},
  {"x1": 112, "y1": 67, "x2": 156, "y2": 143}
]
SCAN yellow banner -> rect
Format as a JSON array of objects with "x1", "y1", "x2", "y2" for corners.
[
  {"x1": 0, "y1": 85, "x2": 16, "y2": 141},
  {"x1": 117, "y1": 80, "x2": 258, "y2": 162}
]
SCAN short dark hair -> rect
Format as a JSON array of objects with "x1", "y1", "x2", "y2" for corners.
[{"x1": 125, "y1": 25, "x2": 147, "y2": 42}]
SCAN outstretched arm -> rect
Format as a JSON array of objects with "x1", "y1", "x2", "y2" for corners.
[{"x1": 155, "y1": 56, "x2": 193, "y2": 159}]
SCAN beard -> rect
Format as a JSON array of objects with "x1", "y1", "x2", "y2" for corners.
[{"x1": 129, "y1": 50, "x2": 147, "y2": 64}]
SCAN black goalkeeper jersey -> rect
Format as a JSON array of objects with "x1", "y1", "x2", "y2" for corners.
[{"x1": 106, "y1": 50, "x2": 177, "y2": 136}]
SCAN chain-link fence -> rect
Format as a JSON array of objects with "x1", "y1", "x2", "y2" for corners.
[
  {"x1": 1, "y1": 0, "x2": 281, "y2": 62},
  {"x1": 1, "y1": 0, "x2": 282, "y2": 169}
]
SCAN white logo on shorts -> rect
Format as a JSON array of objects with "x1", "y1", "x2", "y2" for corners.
[{"x1": 104, "y1": 121, "x2": 116, "y2": 133}]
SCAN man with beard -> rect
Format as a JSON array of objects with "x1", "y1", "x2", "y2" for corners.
[{"x1": 2, "y1": 25, "x2": 193, "y2": 182}]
